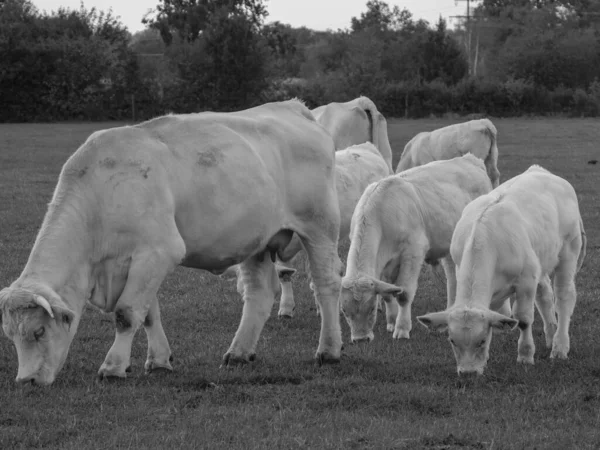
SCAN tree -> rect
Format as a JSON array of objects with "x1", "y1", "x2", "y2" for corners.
[
  {"x1": 470, "y1": 0, "x2": 600, "y2": 86},
  {"x1": 143, "y1": 0, "x2": 269, "y2": 111},
  {"x1": 0, "y1": 0, "x2": 144, "y2": 121},
  {"x1": 421, "y1": 18, "x2": 468, "y2": 84},
  {"x1": 144, "y1": 0, "x2": 267, "y2": 45},
  {"x1": 262, "y1": 21, "x2": 302, "y2": 78}
]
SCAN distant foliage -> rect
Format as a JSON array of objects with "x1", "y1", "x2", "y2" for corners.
[
  {"x1": 2, "y1": 0, "x2": 600, "y2": 121},
  {"x1": 0, "y1": 0, "x2": 147, "y2": 121}
]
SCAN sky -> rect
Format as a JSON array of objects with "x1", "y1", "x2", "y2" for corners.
[{"x1": 33, "y1": 0, "x2": 470, "y2": 34}]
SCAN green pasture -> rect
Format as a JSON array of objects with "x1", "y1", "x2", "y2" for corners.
[{"x1": 0, "y1": 118, "x2": 599, "y2": 449}]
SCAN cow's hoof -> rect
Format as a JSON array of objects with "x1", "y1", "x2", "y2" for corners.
[
  {"x1": 550, "y1": 348, "x2": 568, "y2": 360},
  {"x1": 517, "y1": 355, "x2": 534, "y2": 365},
  {"x1": 386, "y1": 323, "x2": 394, "y2": 333},
  {"x1": 315, "y1": 352, "x2": 341, "y2": 366},
  {"x1": 97, "y1": 365, "x2": 128, "y2": 381},
  {"x1": 278, "y1": 312, "x2": 294, "y2": 319},
  {"x1": 392, "y1": 329, "x2": 410, "y2": 339},
  {"x1": 145, "y1": 360, "x2": 174, "y2": 374},
  {"x1": 221, "y1": 352, "x2": 256, "y2": 367}
]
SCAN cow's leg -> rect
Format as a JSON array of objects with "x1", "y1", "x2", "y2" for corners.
[
  {"x1": 383, "y1": 294, "x2": 399, "y2": 332},
  {"x1": 497, "y1": 297, "x2": 512, "y2": 316},
  {"x1": 303, "y1": 238, "x2": 343, "y2": 363},
  {"x1": 534, "y1": 274, "x2": 557, "y2": 348},
  {"x1": 143, "y1": 295, "x2": 173, "y2": 373},
  {"x1": 296, "y1": 221, "x2": 342, "y2": 363},
  {"x1": 277, "y1": 271, "x2": 295, "y2": 318},
  {"x1": 223, "y1": 255, "x2": 277, "y2": 364},
  {"x1": 512, "y1": 283, "x2": 537, "y2": 365},
  {"x1": 441, "y1": 256, "x2": 457, "y2": 309},
  {"x1": 278, "y1": 235, "x2": 304, "y2": 318},
  {"x1": 98, "y1": 242, "x2": 184, "y2": 379},
  {"x1": 551, "y1": 239, "x2": 581, "y2": 360},
  {"x1": 392, "y1": 248, "x2": 426, "y2": 339}
]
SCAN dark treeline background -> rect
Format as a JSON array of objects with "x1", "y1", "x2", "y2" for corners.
[{"x1": 2, "y1": 0, "x2": 600, "y2": 122}]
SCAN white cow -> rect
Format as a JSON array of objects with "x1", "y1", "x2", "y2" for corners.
[
  {"x1": 0, "y1": 99, "x2": 344, "y2": 385},
  {"x1": 418, "y1": 165, "x2": 586, "y2": 375},
  {"x1": 395, "y1": 119, "x2": 501, "y2": 188},
  {"x1": 277, "y1": 142, "x2": 391, "y2": 317},
  {"x1": 340, "y1": 154, "x2": 493, "y2": 343},
  {"x1": 222, "y1": 98, "x2": 394, "y2": 316},
  {"x1": 312, "y1": 96, "x2": 394, "y2": 174}
]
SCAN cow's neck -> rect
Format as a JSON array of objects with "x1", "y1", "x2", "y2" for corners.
[
  {"x1": 17, "y1": 195, "x2": 92, "y2": 314},
  {"x1": 455, "y1": 230, "x2": 497, "y2": 310},
  {"x1": 346, "y1": 217, "x2": 386, "y2": 279}
]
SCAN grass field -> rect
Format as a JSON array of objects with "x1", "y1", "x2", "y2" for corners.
[{"x1": 1, "y1": 118, "x2": 599, "y2": 449}]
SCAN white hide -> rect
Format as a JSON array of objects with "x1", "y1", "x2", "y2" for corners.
[
  {"x1": 396, "y1": 119, "x2": 500, "y2": 188},
  {"x1": 0, "y1": 99, "x2": 344, "y2": 385},
  {"x1": 312, "y1": 96, "x2": 394, "y2": 174},
  {"x1": 418, "y1": 165, "x2": 586, "y2": 375},
  {"x1": 340, "y1": 154, "x2": 493, "y2": 342},
  {"x1": 277, "y1": 142, "x2": 391, "y2": 318}
]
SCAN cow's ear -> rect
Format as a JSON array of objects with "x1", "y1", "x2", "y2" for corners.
[
  {"x1": 417, "y1": 311, "x2": 449, "y2": 333},
  {"x1": 487, "y1": 310, "x2": 518, "y2": 332},
  {"x1": 371, "y1": 279, "x2": 407, "y2": 304}
]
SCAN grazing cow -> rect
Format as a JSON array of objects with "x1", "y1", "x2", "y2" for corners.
[
  {"x1": 418, "y1": 165, "x2": 586, "y2": 375},
  {"x1": 277, "y1": 142, "x2": 391, "y2": 317},
  {"x1": 395, "y1": 119, "x2": 501, "y2": 188},
  {"x1": 0, "y1": 99, "x2": 343, "y2": 385},
  {"x1": 340, "y1": 154, "x2": 493, "y2": 343},
  {"x1": 312, "y1": 96, "x2": 394, "y2": 174}
]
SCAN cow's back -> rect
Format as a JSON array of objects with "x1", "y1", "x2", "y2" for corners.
[
  {"x1": 61, "y1": 100, "x2": 337, "y2": 270},
  {"x1": 427, "y1": 119, "x2": 493, "y2": 162},
  {"x1": 354, "y1": 155, "x2": 491, "y2": 257},
  {"x1": 314, "y1": 103, "x2": 370, "y2": 150},
  {"x1": 452, "y1": 166, "x2": 580, "y2": 276},
  {"x1": 334, "y1": 144, "x2": 390, "y2": 239},
  {"x1": 397, "y1": 155, "x2": 493, "y2": 251},
  {"x1": 397, "y1": 120, "x2": 495, "y2": 172}
]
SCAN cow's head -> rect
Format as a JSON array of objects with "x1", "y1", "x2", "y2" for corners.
[
  {"x1": 0, "y1": 287, "x2": 78, "y2": 385},
  {"x1": 339, "y1": 274, "x2": 404, "y2": 343},
  {"x1": 417, "y1": 307, "x2": 517, "y2": 375}
]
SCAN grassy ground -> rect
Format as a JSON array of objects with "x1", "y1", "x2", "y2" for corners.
[{"x1": 1, "y1": 118, "x2": 599, "y2": 449}]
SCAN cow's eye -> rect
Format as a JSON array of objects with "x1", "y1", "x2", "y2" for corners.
[
  {"x1": 449, "y1": 339, "x2": 455, "y2": 346},
  {"x1": 34, "y1": 327, "x2": 45, "y2": 340},
  {"x1": 478, "y1": 339, "x2": 486, "y2": 348}
]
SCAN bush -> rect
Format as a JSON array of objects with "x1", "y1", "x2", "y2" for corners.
[{"x1": 258, "y1": 76, "x2": 600, "y2": 119}]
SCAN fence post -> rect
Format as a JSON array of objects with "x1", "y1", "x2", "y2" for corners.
[{"x1": 131, "y1": 93, "x2": 136, "y2": 122}]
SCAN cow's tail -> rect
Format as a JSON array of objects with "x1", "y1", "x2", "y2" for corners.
[
  {"x1": 481, "y1": 119, "x2": 500, "y2": 188},
  {"x1": 356, "y1": 96, "x2": 394, "y2": 174},
  {"x1": 288, "y1": 97, "x2": 316, "y2": 122},
  {"x1": 576, "y1": 218, "x2": 587, "y2": 273}
]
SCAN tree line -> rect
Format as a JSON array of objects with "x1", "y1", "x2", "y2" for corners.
[{"x1": 1, "y1": 0, "x2": 600, "y2": 122}]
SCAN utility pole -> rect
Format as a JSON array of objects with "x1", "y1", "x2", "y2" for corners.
[{"x1": 451, "y1": 0, "x2": 478, "y2": 76}]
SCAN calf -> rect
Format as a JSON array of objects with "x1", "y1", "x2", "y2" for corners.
[
  {"x1": 340, "y1": 154, "x2": 492, "y2": 342},
  {"x1": 418, "y1": 165, "x2": 586, "y2": 375}
]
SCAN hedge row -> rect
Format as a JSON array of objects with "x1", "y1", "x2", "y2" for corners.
[
  {"x1": 264, "y1": 77, "x2": 600, "y2": 118},
  {"x1": 5, "y1": 77, "x2": 600, "y2": 123}
]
